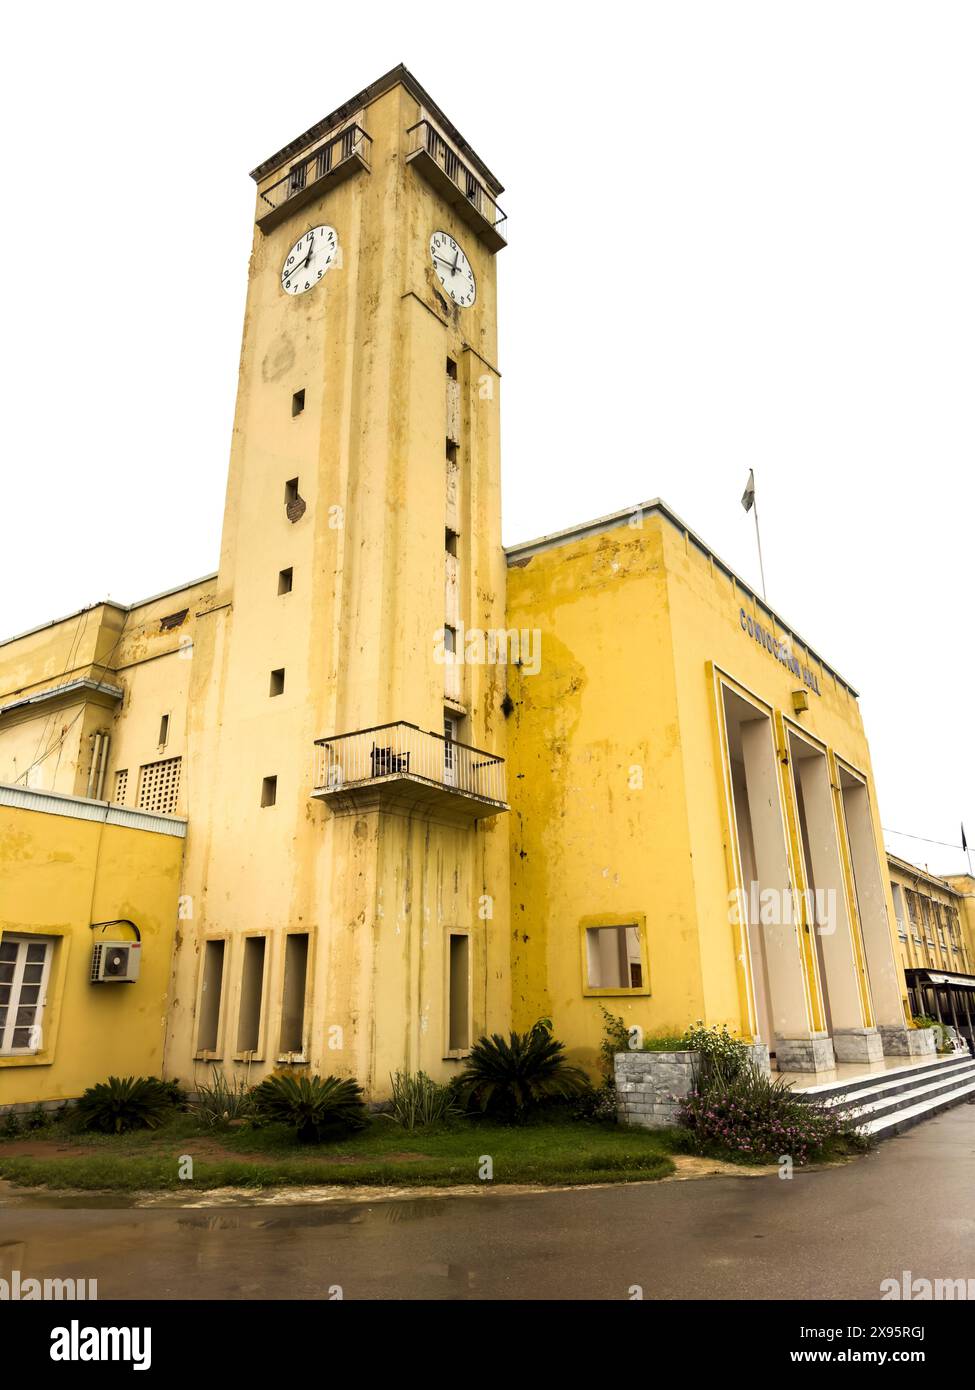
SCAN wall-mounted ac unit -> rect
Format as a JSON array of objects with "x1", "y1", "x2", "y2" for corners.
[{"x1": 90, "y1": 941, "x2": 141, "y2": 984}]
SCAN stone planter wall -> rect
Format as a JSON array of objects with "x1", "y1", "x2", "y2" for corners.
[
  {"x1": 614, "y1": 1050, "x2": 697, "y2": 1129},
  {"x1": 879, "y1": 1025, "x2": 937, "y2": 1058}
]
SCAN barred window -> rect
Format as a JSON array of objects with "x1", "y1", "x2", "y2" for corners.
[
  {"x1": 0, "y1": 935, "x2": 53, "y2": 1054},
  {"x1": 137, "y1": 757, "x2": 181, "y2": 815}
]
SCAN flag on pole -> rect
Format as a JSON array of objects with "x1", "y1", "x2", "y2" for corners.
[{"x1": 741, "y1": 469, "x2": 756, "y2": 513}]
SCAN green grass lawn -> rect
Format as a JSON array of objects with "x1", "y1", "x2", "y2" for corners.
[{"x1": 0, "y1": 1112, "x2": 679, "y2": 1192}]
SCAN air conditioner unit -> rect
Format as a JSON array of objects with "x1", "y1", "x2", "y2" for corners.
[{"x1": 90, "y1": 941, "x2": 141, "y2": 984}]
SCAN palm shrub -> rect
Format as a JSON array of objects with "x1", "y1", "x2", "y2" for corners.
[
  {"x1": 250, "y1": 1073, "x2": 367, "y2": 1142},
  {"x1": 76, "y1": 1076, "x2": 176, "y2": 1134},
  {"x1": 456, "y1": 1019, "x2": 591, "y2": 1121},
  {"x1": 386, "y1": 1071, "x2": 461, "y2": 1130}
]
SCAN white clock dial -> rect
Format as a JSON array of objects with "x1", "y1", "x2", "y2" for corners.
[
  {"x1": 430, "y1": 231, "x2": 476, "y2": 307},
  {"x1": 281, "y1": 225, "x2": 338, "y2": 295}
]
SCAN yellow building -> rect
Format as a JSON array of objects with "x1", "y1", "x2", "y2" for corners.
[
  {"x1": 506, "y1": 504, "x2": 914, "y2": 1074},
  {"x1": 887, "y1": 857, "x2": 975, "y2": 1042},
  {"x1": 0, "y1": 785, "x2": 184, "y2": 1108},
  {"x1": 0, "y1": 66, "x2": 931, "y2": 1105}
]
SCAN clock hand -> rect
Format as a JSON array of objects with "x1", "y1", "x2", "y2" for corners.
[{"x1": 451, "y1": 252, "x2": 459, "y2": 274}]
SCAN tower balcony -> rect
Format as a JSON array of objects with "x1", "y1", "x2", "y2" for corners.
[
  {"x1": 256, "y1": 124, "x2": 372, "y2": 234},
  {"x1": 406, "y1": 121, "x2": 507, "y2": 252},
  {"x1": 312, "y1": 722, "x2": 507, "y2": 825}
]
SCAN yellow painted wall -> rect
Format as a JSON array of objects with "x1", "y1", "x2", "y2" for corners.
[
  {"x1": 0, "y1": 798, "x2": 183, "y2": 1106},
  {"x1": 507, "y1": 508, "x2": 908, "y2": 1075}
]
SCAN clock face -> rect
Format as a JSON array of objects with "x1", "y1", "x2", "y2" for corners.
[
  {"x1": 281, "y1": 225, "x2": 338, "y2": 295},
  {"x1": 430, "y1": 231, "x2": 476, "y2": 307}
]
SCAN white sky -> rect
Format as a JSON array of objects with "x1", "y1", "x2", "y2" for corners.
[{"x1": 1, "y1": 2, "x2": 972, "y2": 875}]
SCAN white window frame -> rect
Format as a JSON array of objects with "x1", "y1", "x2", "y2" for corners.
[{"x1": 0, "y1": 934, "x2": 54, "y2": 1056}]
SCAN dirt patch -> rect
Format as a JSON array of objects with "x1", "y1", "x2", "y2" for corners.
[
  {"x1": 666, "y1": 1153, "x2": 778, "y2": 1180},
  {"x1": 0, "y1": 1141, "x2": 103, "y2": 1159}
]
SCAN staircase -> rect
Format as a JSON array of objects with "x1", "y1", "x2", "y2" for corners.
[{"x1": 796, "y1": 1054, "x2": 975, "y2": 1139}]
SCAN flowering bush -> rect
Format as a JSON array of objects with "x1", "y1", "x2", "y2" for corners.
[
  {"x1": 680, "y1": 1021, "x2": 750, "y2": 1087},
  {"x1": 676, "y1": 1068, "x2": 863, "y2": 1165}
]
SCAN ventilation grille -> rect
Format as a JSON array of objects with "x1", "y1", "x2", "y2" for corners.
[
  {"x1": 137, "y1": 757, "x2": 181, "y2": 815},
  {"x1": 114, "y1": 769, "x2": 128, "y2": 804}
]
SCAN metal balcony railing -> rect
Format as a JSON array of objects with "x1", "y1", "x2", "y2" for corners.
[
  {"x1": 312, "y1": 721, "x2": 506, "y2": 809},
  {"x1": 406, "y1": 121, "x2": 507, "y2": 251},
  {"x1": 256, "y1": 124, "x2": 372, "y2": 232}
]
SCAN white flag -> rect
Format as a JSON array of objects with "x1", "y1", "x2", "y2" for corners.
[{"x1": 741, "y1": 469, "x2": 756, "y2": 513}]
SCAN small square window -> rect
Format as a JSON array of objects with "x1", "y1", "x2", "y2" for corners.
[
  {"x1": 278, "y1": 568, "x2": 293, "y2": 595},
  {"x1": 446, "y1": 358, "x2": 458, "y2": 380},
  {"x1": 292, "y1": 389, "x2": 305, "y2": 417},
  {"x1": 269, "y1": 668, "x2": 285, "y2": 697},
  {"x1": 261, "y1": 776, "x2": 277, "y2": 808},
  {"x1": 445, "y1": 528, "x2": 459, "y2": 557},
  {"x1": 584, "y1": 924, "x2": 646, "y2": 993}
]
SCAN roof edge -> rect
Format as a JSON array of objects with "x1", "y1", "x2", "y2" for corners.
[
  {"x1": 249, "y1": 63, "x2": 504, "y2": 195},
  {"x1": 504, "y1": 498, "x2": 860, "y2": 699}
]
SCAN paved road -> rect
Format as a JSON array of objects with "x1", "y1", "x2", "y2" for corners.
[{"x1": 2, "y1": 1105, "x2": 973, "y2": 1300}]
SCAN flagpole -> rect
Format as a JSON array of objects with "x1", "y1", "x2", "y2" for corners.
[{"x1": 752, "y1": 490, "x2": 767, "y2": 602}]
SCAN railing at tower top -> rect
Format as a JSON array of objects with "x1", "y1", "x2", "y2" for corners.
[
  {"x1": 312, "y1": 721, "x2": 507, "y2": 809},
  {"x1": 406, "y1": 121, "x2": 507, "y2": 252},
  {"x1": 256, "y1": 124, "x2": 372, "y2": 232}
]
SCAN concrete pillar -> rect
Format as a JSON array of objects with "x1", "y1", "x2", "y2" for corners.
[
  {"x1": 796, "y1": 752, "x2": 878, "y2": 1064},
  {"x1": 740, "y1": 719, "x2": 819, "y2": 1052},
  {"x1": 840, "y1": 777, "x2": 905, "y2": 1030}
]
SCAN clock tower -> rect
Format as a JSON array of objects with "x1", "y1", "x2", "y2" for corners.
[{"x1": 166, "y1": 66, "x2": 510, "y2": 1095}]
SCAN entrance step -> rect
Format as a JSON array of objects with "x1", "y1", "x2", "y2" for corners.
[{"x1": 795, "y1": 1055, "x2": 975, "y2": 1140}]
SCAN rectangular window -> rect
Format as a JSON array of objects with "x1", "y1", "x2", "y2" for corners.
[
  {"x1": 285, "y1": 477, "x2": 300, "y2": 507},
  {"x1": 196, "y1": 939, "x2": 226, "y2": 1054},
  {"x1": 445, "y1": 527, "x2": 459, "y2": 557},
  {"x1": 137, "y1": 756, "x2": 181, "y2": 815},
  {"x1": 114, "y1": 769, "x2": 128, "y2": 805},
  {"x1": 447, "y1": 933, "x2": 470, "y2": 1053},
  {"x1": 890, "y1": 883, "x2": 907, "y2": 940},
  {"x1": 158, "y1": 713, "x2": 170, "y2": 747},
  {"x1": 446, "y1": 357, "x2": 458, "y2": 380},
  {"x1": 0, "y1": 935, "x2": 54, "y2": 1055},
  {"x1": 261, "y1": 775, "x2": 277, "y2": 808},
  {"x1": 585, "y1": 925, "x2": 644, "y2": 991},
  {"x1": 236, "y1": 936, "x2": 266, "y2": 1054},
  {"x1": 443, "y1": 625, "x2": 457, "y2": 655},
  {"x1": 278, "y1": 567, "x2": 293, "y2": 595},
  {"x1": 269, "y1": 668, "x2": 285, "y2": 697},
  {"x1": 446, "y1": 441, "x2": 458, "y2": 466},
  {"x1": 292, "y1": 389, "x2": 305, "y2": 417},
  {"x1": 280, "y1": 933, "x2": 309, "y2": 1054}
]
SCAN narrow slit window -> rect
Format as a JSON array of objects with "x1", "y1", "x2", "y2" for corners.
[
  {"x1": 284, "y1": 478, "x2": 300, "y2": 507},
  {"x1": 446, "y1": 357, "x2": 458, "y2": 380},
  {"x1": 197, "y1": 939, "x2": 226, "y2": 1054},
  {"x1": 261, "y1": 775, "x2": 277, "y2": 807},
  {"x1": 158, "y1": 713, "x2": 170, "y2": 747},
  {"x1": 280, "y1": 933, "x2": 309, "y2": 1054},
  {"x1": 445, "y1": 528, "x2": 459, "y2": 557},
  {"x1": 236, "y1": 936, "x2": 266, "y2": 1054},
  {"x1": 446, "y1": 441, "x2": 458, "y2": 465},
  {"x1": 443, "y1": 626, "x2": 457, "y2": 656},
  {"x1": 292, "y1": 389, "x2": 305, "y2": 417},
  {"x1": 448, "y1": 933, "x2": 470, "y2": 1052},
  {"x1": 269, "y1": 668, "x2": 285, "y2": 697},
  {"x1": 278, "y1": 567, "x2": 293, "y2": 595}
]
